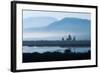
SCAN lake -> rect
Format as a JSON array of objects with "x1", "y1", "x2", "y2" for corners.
[{"x1": 22, "y1": 46, "x2": 90, "y2": 53}]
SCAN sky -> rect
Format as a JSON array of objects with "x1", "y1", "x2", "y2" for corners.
[
  {"x1": 23, "y1": 10, "x2": 91, "y2": 41},
  {"x1": 23, "y1": 10, "x2": 91, "y2": 20}
]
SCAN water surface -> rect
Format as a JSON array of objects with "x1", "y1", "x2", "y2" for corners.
[{"x1": 23, "y1": 46, "x2": 90, "y2": 53}]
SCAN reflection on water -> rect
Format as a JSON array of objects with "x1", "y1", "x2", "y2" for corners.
[{"x1": 23, "y1": 46, "x2": 90, "y2": 53}]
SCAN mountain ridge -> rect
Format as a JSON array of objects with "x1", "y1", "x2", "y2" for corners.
[{"x1": 24, "y1": 17, "x2": 90, "y2": 33}]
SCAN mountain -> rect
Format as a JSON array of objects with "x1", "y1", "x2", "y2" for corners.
[
  {"x1": 24, "y1": 17, "x2": 90, "y2": 33},
  {"x1": 45, "y1": 18, "x2": 90, "y2": 32}
]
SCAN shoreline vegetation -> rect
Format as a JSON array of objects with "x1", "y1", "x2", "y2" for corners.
[{"x1": 23, "y1": 49, "x2": 91, "y2": 63}]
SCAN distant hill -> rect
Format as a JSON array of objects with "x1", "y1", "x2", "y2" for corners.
[
  {"x1": 24, "y1": 17, "x2": 90, "y2": 33},
  {"x1": 45, "y1": 18, "x2": 90, "y2": 32}
]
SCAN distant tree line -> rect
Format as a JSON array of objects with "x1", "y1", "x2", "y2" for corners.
[{"x1": 62, "y1": 34, "x2": 76, "y2": 41}]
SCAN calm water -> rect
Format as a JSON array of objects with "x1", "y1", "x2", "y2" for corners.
[{"x1": 23, "y1": 46, "x2": 90, "y2": 53}]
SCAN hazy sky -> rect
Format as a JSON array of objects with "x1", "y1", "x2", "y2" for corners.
[{"x1": 23, "y1": 10, "x2": 91, "y2": 20}]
